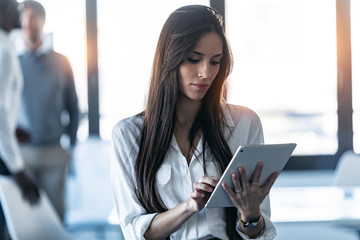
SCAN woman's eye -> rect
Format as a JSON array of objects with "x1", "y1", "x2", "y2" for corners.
[
  {"x1": 211, "y1": 60, "x2": 221, "y2": 65},
  {"x1": 187, "y1": 58, "x2": 200, "y2": 63}
]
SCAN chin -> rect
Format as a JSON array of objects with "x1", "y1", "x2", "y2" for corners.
[
  {"x1": 179, "y1": 91, "x2": 206, "y2": 102},
  {"x1": 188, "y1": 95, "x2": 206, "y2": 102}
]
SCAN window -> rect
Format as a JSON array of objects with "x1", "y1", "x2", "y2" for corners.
[
  {"x1": 25, "y1": 0, "x2": 356, "y2": 168},
  {"x1": 351, "y1": 0, "x2": 360, "y2": 153},
  {"x1": 97, "y1": 0, "x2": 209, "y2": 140},
  {"x1": 226, "y1": 0, "x2": 338, "y2": 155}
]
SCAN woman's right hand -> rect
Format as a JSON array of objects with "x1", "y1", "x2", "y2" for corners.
[
  {"x1": 144, "y1": 176, "x2": 219, "y2": 239},
  {"x1": 188, "y1": 176, "x2": 218, "y2": 212}
]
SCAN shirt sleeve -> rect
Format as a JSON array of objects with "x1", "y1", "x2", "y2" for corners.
[
  {"x1": 0, "y1": 44, "x2": 24, "y2": 173},
  {"x1": 0, "y1": 113, "x2": 24, "y2": 173},
  {"x1": 63, "y1": 56, "x2": 79, "y2": 146},
  {"x1": 111, "y1": 122, "x2": 157, "y2": 239}
]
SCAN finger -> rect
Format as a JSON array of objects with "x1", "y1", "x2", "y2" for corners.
[
  {"x1": 209, "y1": 176, "x2": 220, "y2": 181},
  {"x1": 238, "y1": 166, "x2": 249, "y2": 189},
  {"x1": 29, "y1": 194, "x2": 38, "y2": 205},
  {"x1": 199, "y1": 175, "x2": 218, "y2": 187},
  {"x1": 222, "y1": 182, "x2": 237, "y2": 199},
  {"x1": 231, "y1": 172, "x2": 242, "y2": 192},
  {"x1": 208, "y1": 176, "x2": 220, "y2": 185},
  {"x1": 251, "y1": 161, "x2": 263, "y2": 186},
  {"x1": 190, "y1": 191, "x2": 205, "y2": 199},
  {"x1": 23, "y1": 189, "x2": 33, "y2": 204},
  {"x1": 193, "y1": 182, "x2": 214, "y2": 193},
  {"x1": 31, "y1": 189, "x2": 40, "y2": 204},
  {"x1": 261, "y1": 172, "x2": 278, "y2": 195},
  {"x1": 25, "y1": 186, "x2": 40, "y2": 205},
  {"x1": 20, "y1": 190, "x2": 28, "y2": 202}
]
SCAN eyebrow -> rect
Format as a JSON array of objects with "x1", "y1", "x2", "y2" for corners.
[{"x1": 193, "y1": 51, "x2": 223, "y2": 57}]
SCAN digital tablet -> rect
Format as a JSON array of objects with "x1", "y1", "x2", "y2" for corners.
[{"x1": 205, "y1": 143, "x2": 296, "y2": 208}]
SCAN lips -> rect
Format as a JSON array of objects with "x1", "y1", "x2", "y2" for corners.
[{"x1": 191, "y1": 83, "x2": 209, "y2": 89}]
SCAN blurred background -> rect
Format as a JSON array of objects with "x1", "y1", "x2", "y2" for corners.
[
  {"x1": 19, "y1": 0, "x2": 359, "y2": 159},
  {"x1": 9, "y1": 0, "x2": 360, "y2": 239}
]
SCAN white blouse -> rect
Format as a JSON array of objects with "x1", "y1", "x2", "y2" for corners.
[
  {"x1": 111, "y1": 103, "x2": 277, "y2": 240},
  {"x1": 0, "y1": 29, "x2": 25, "y2": 173}
]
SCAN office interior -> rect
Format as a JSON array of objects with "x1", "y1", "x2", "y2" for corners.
[{"x1": 2, "y1": 0, "x2": 360, "y2": 239}]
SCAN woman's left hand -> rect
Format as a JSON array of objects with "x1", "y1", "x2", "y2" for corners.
[{"x1": 222, "y1": 161, "x2": 278, "y2": 221}]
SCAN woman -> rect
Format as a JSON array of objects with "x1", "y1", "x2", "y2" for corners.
[{"x1": 111, "y1": 5, "x2": 277, "y2": 240}]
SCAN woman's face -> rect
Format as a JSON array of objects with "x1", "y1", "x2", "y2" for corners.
[{"x1": 178, "y1": 32, "x2": 223, "y2": 102}]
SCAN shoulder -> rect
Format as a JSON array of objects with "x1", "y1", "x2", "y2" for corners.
[
  {"x1": 112, "y1": 113, "x2": 144, "y2": 165},
  {"x1": 47, "y1": 51, "x2": 71, "y2": 66},
  {"x1": 222, "y1": 103, "x2": 264, "y2": 148},
  {"x1": 112, "y1": 113, "x2": 144, "y2": 143},
  {"x1": 222, "y1": 102, "x2": 261, "y2": 127},
  {"x1": 49, "y1": 50, "x2": 66, "y2": 59}
]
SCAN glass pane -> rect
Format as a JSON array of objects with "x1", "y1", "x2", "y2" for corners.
[
  {"x1": 17, "y1": 0, "x2": 88, "y2": 141},
  {"x1": 352, "y1": 0, "x2": 360, "y2": 153},
  {"x1": 98, "y1": 0, "x2": 209, "y2": 140},
  {"x1": 226, "y1": 0, "x2": 338, "y2": 155}
]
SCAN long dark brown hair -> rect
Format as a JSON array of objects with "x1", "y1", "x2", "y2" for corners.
[{"x1": 135, "y1": 5, "x2": 241, "y2": 239}]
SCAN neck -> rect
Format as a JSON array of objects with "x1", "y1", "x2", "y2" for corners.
[
  {"x1": 24, "y1": 36, "x2": 42, "y2": 51},
  {"x1": 175, "y1": 94, "x2": 202, "y2": 126}
]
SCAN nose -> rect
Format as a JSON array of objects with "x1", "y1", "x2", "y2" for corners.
[{"x1": 198, "y1": 63, "x2": 211, "y2": 79}]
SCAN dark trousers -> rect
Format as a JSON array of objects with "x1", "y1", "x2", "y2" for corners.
[{"x1": 0, "y1": 157, "x2": 10, "y2": 240}]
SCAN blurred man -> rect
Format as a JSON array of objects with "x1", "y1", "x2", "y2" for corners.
[
  {"x1": 16, "y1": 0, "x2": 79, "y2": 221},
  {"x1": 0, "y1": 0, "x2": 40, "y2": 238}
]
